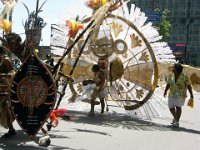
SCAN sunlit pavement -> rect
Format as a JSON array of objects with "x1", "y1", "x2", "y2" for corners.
[{"x1": 1, "y1": 90, "x2": 200, "y2": 150}]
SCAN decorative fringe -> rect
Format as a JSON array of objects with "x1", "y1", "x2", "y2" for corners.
[
  {"x1": 50, "y1": 108, "x2": 69, "y2": 127},
  {"x1": 0, "y1": 101, "x2": 14, "y2": 129}
]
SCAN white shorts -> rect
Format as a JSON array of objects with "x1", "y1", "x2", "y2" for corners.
[{"x1": 168, "y1": 97, "x2": 185, "y2": 108}]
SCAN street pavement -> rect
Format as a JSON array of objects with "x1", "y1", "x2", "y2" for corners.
[{"x1": 1, "y1": 89, "x2": 200, "y2": 150}]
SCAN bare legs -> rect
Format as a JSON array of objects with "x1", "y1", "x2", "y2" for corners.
[
  {"x1": 169, "y1": 106, "x2": 182, "y2": 127},
  {"x1": 169, "y1": 107, "x2": 176, "y2": 120},
  {"x1": 90, "y1": 97, "x2": 95, "y2": 113},
  {"x1": 89, "y1": 97, "x2": 105, "y2": 116},
  {"x1": 88, "y1": 94, "x2": 96, "y2": 116},
  {"x1": 176, "y1": 107, "x2": 182, "y2": 122},
  {"x1": 100, "y1": 98, "x2": 105, "y2": 114},
  {"x1": 169, "y1": 106, "x2": 182, "y2": 122}
]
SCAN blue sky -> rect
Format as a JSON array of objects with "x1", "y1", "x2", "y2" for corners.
[{"x1": 3, "y1": 0, "x2": 90, "y2": 46}]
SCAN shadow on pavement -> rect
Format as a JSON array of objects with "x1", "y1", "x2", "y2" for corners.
[
  {"x1": 62, "y1": 110, "x2": 200, "y2": 135},
  {"x1": 0, "y1": 130, "x2": 71, "y2": 150},
  {"x1": 0, "y1": 130, "x2": 41, "y2": 150},
  {"x1": 165, "y1": 125, "x2": 200, "y2": 135},
  {"x1": 50, "y1": 144, "x2": 86, "y2": 150},
  {"x1": 73, "y1": 128, "x2": 112, "y2": 136},
  {"x1": 64, "y1": 110, "x2": 170, "y2": 131}
]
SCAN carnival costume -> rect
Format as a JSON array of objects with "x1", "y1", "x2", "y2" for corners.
[{"x1": 0, "y1": 54, "x2": 15, "y2": 129}]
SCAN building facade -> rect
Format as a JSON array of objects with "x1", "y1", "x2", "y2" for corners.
[{"x1": 128, "y1": 0, "x2": 200, "y2": 66}]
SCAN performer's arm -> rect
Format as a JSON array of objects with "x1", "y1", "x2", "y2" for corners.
[
  {"x1": 164, "y1": 84, "x2": 170, "y2": 97},
  {"x1": 187, "y1": 85, "x2": 194, "y2": 99}
]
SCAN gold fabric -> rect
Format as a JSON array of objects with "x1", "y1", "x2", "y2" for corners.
[
  {"x1": 0, "y1": 74, "x2": 12, "y2": 93},
  {"x1": 110, "y1": 57, "x2": 124, "y2": 81},
  {"x1": 157, "y1": 62, "x2": 200, "y2": 92},
  {"x1": 183, "y1": 65, "x2": 200, "y2": 93},
  {"x1": 0, "y1": 71, "x2": 15, "y2": 128},
  {"x1": 62, "y1": 59, "x2": 93, "y2": 83},
  {"x1": 124, "y1": 63, "x2": 154, "y2": 90},
  {"x1": 0, "y1": 99, "x2": 14, "y2": 129},
  {"x1": 0, "y1": 71, "x2": 14, "y2": 104}
]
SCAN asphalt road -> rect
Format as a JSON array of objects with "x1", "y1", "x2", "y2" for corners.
[{"x1": 1, "y1": 90, "x2": 200, "y2": 150}]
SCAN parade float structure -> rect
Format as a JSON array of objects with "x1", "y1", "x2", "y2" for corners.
[
  {"x1": 50, "y1": 0, "x2": 200, "y2": 119},
  {"x1": 50, "y1": 0, "x2": 177, "y2": 114}
]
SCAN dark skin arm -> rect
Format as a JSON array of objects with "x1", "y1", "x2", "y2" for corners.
[
  {"x1": 164, "y1": 83, "x2": 170, "y2": 97},
  {"x1": 187, "y1": 85, "x2": 194, "y2": 99}
]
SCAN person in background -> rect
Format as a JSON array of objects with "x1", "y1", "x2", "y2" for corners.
[
  {"x1": 89, "y1": 64, "x2": 106, "y2": 116},
  {"x1": 45, "y1": 54, "x2": 54, "y2": 67},
  {"x1": 164, "y1": 63, "x2": 193, "y2": 127}
]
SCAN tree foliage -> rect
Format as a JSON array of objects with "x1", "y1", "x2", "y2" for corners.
[{"x1": 154, "y1": 9, "x2": 171, "y2": 42}]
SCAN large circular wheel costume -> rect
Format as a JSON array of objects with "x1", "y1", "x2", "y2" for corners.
[
  {"x1": 72, "y1": 12, "x2": 158, "y2": 110},
  {"x1": 50, "y1": 2, "x2": 174, "y2": 111}
]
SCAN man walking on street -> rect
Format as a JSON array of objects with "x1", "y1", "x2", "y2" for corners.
[{"x1": 164, "y1": 63, "x2": 193, "y2": 127}]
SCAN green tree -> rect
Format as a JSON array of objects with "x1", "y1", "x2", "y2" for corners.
[{"x1": 154, "y1": 9, "x2": 171, "y2": 42}]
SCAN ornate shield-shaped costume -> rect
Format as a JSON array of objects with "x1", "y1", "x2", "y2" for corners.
[{"x1": 10, "y1": 54, "x2": 57, "y2": 139}]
